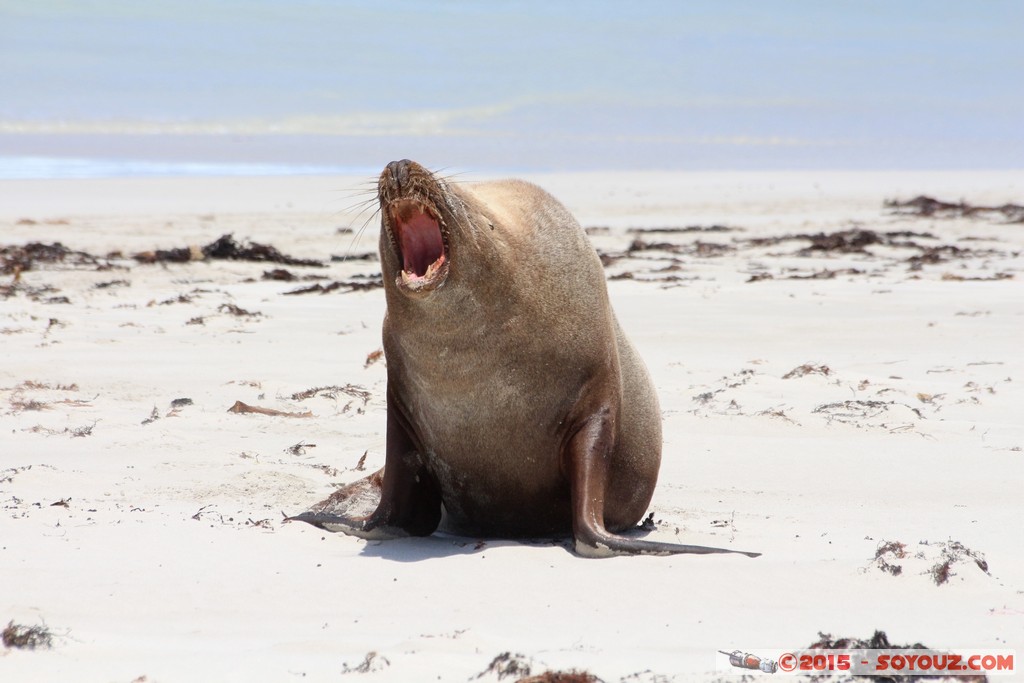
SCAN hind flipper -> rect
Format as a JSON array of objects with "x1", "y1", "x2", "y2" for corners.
[
  {"x1": 567, "y1": 410, "x2": 760, "y2": 559},
  {"x1": 573, "y1": 532, "x2": 761, "y2": 558}
]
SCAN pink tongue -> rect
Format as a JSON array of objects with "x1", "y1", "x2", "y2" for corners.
[{"x1": 399, "y1": 213, "x2": 444, "y2": 277}]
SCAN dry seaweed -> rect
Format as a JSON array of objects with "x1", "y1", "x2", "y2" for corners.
[
  {"x1": 872, "y1": 539, "x2": 990, "y2": 586},
  {"x1": 0, "y1": 281, "x2": 60, "y2": 302},
  {"x1": 874, "y1": 540, "x2": 907, "y2": 576},
  {"x1": 283, "y1": 276, "x2": 383, "y2": 295},
  {"x1": 626, "y1": 238, "x2": 733, "y2": 257},
  {"x1": 262, "y1": 268, "x2": 297, "y2": 281},
  {"x1": 134, "y1": 234, "x2": 325, "y2": 267},
  {"x1": 907, "y1": 245, "x2": 969, "y2": 269},
  {"x1": 806, "y1": 630, "x2": 988, "y2": 682},
  {"x1": 474, "y1": 652, "x2": 533, "y2": 680},
  {"x1": 519, "y1": 672, "x2": 603, "y2": 683},
  {"x1": 0, "y1": 242, "x2": 105, "y2": 275},
  {"x1": 2, "y1": 621, "x2": 54, "y2": 650},
  {"x1": 226, "y1": 401, "x2": 312, "y2": 418},
  {"x1": 24, "y1": 422, "x2": 96, "y2": 437},
  {"x1": 341, "y1": 651, "x2": 390, "y2": 673},
  {"x1": 927, "y1": 540, "x2": 990, "y2": 586},
  {"x1": 615, "y1": 226, "x2": 1009, "y2": 287},
  {"x1": 940, "y1": 272, "x2": 1013, "y2": 282},
  {"x1": 809, "y1": 629, "x2": 923, "y2": 650},
  {"x1": 812, "y1": 399, "x2": 921, "y2": 423},
  {"x1": 218, "y1": 303, "x2": 262, "y2": 317},
  {"x1": 786, "y1": 268, "x2": 865, "y2": 280},
  {"x1": 886, "y1": 195, "x2": 1024, "y2": 222},
  {"x1": 745, "y1": 228, "x2": 935, "y2": 253},
  {"x1": 783, "y1": 364, "x2": 832, "y2": 379},
  {"x1": 285, "y1": 442, "x2": 316, "y2": 456},
  {"x1": 289, "y1": 384, "x2": 371, "y2": 404},
  {"x1": 94, "y1": 279, "x2": 130, "y2": 289},
  {"x1": 626, "y1": 224, "x2": 740, "y2": 234},
  {"x1": 800, "y1": 229, "x2": 881, "y2": 254},
  {"x1": 259, "y1": 267, "x2": 329, "y2": 283},
  {"x1": 330, "y1": 252, "x2": 378, "y2": 262}
]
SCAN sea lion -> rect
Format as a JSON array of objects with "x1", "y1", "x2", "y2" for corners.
[{"x1": 292, "y1": 160, "x2": 759, "y2": 558}]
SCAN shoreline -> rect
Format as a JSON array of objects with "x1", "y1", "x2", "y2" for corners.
[
  {"x1": 4, "y1": 131, "x2": 1024, "y2": 180},
  {"x1": 5, "y1": 169, "x2": 1024, "y2": 218}
]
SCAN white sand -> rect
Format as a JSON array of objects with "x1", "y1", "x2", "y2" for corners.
[{"x1": 2, "y1": 171, "x2": 1023, "y2": 681}]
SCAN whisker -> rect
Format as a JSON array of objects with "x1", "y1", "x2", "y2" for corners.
[
  {"x1": 341, "y1": 206, "x2": 381, "y2": 262},
  {"x1": 338, "y1": 183, "x2": 379, "y2": 195},
  {"x1": 339, "y1": 194, "x2": 380, "y2": 215},
  {"x1": 433, "y1": 168, "x2": 471, "y2": 185},
  {"x1": 328, "y1": 175, "x2": 383, "y2": 264}
]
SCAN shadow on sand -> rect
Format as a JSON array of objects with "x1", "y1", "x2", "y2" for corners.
[{"x1": 350, "y1": 533, "x2": 569, "y2": 563}]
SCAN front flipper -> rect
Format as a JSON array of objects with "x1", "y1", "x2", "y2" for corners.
[
  {"x1": 567, "y1": 410, "x2": 761, "y2": 559},
  {"x1": 287, "y1": 468, "x2": 410, "y2": 540},
  {"x1": 289, "y1": 394, "x2": 443, "y2": 540},
  {"x1": 288, "y1": 512, "x2": 411, "y2": 540}
]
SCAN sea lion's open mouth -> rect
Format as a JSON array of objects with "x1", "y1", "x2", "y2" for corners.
[{"x1": 387, "y1": 198, "x2": 448, "y2": 291}]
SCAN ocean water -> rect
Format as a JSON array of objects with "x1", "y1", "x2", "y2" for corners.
[{"x1": 0, "y1": 0, "x2": 1021, "y2": 178}]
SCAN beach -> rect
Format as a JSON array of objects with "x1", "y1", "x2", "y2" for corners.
[{"x1": 2, "y1": 170, "x2": 1022, "y2": 681}]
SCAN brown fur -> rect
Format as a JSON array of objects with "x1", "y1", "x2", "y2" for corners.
[{"x1": 292, "y1": 160, "x2": 758, "y2": 558}]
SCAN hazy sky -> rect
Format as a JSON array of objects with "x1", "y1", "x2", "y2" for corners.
[{"x1": 1, "y1": 1, "x2": 1021, "y2": 170}]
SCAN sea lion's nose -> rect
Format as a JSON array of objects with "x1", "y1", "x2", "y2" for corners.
[{"x1": 385, "y1": 159, "x2": 414, "y2": 194}]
